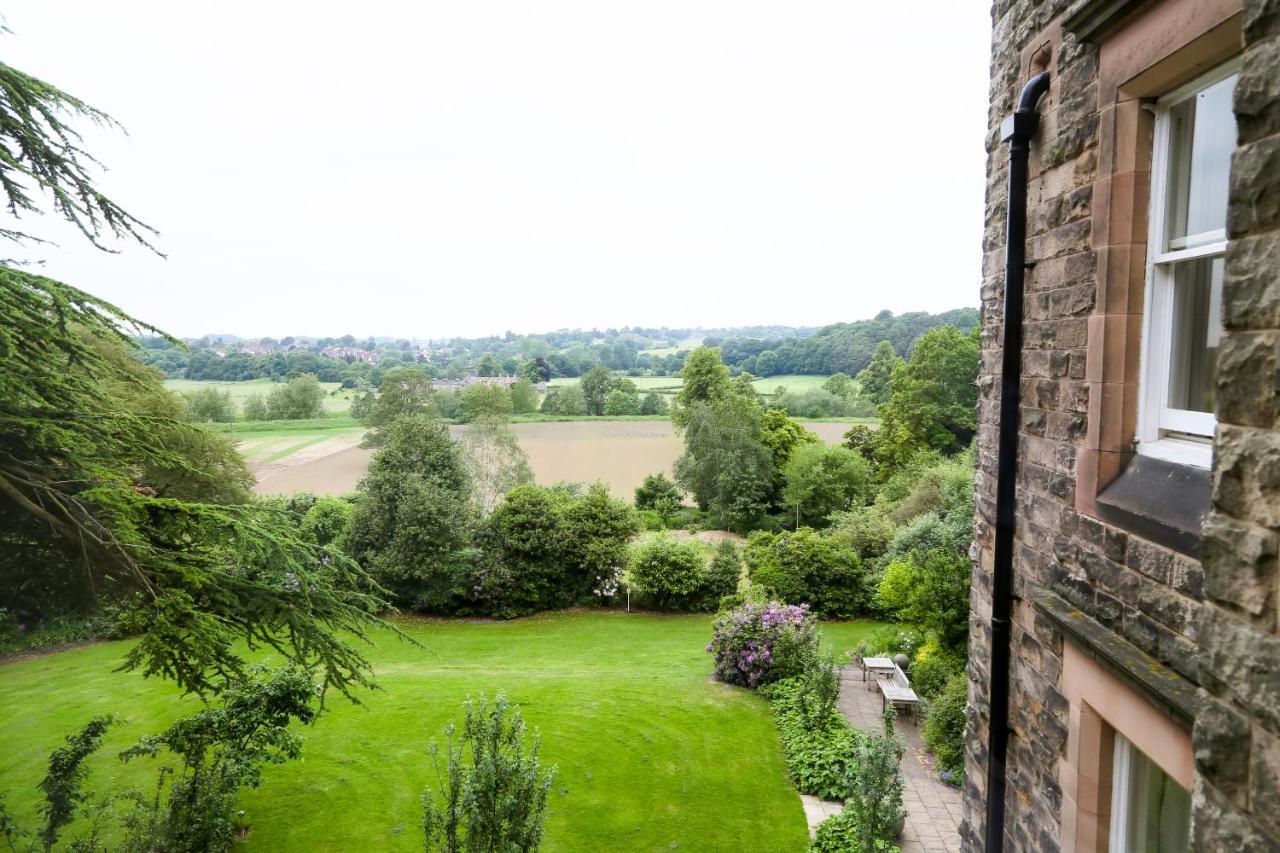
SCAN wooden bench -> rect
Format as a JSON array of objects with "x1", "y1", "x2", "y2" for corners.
[{"x1": 877, "y1": 663, "x2": 919, "y2": 724}]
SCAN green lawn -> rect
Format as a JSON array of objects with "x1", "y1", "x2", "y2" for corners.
[
  {"x1": 0, "y1": 612, "x2": 887, "y2": 852},
  {"x1": 164, "y1": 378, "x2": 357, "y2": 415}
]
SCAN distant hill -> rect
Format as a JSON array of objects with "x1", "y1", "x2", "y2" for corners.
[{"x1": 707, "y1": 308, "x2": 979, "y2": 377}]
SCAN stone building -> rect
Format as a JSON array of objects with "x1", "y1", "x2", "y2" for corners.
[{"x1": 966, "y1": 0, "x2": 1280, "y2": 850}]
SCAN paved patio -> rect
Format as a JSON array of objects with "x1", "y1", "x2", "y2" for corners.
[{"x1": 835, "y1": 669, "x2": 963, "y2": 853}]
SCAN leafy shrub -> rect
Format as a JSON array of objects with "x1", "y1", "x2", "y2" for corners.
[
  {"x1": 182, "y1": 387, "x2": 235, "y2": 423},
  {"x1": 639, "y1": 391, "x2": 669, "y2": 415},
  {"x1": 774, "y1": 388, "x2": 852, "y2": 419},
  {"x1": 707, "y1": 602, "x2": 816, "y2": 688},
  {"x1": 923, "y1": 673, "x2": 967, "y2": 781},
  {"x1": 628, "y1": 535, "x2": 705, "y2": 610},
  {"x1": 634, "y1": 472, "x2": 683, "y2": 510},
  {"x1": 42, "y1": 715, "x2": 115, "y2": 850},
  {"x1": 265, "y1": 374, "x2": 325, "y2": 420},
  {"x1": 810, "y1": 809, "x2": 902, "y2": 853},
  {"x1": 865, "y1": 626, "x2": 924, "y2": 659},
  {"x1": 876, "y1": 548, "x2": 971, "y2": 651},
  {"x1": 1, "y1": 613, "x2": 100, "y2": 655},
  {"x1": 765, "y1": 677, "x2": 863, "y2": 800},
  {"x1": 603, "y1": 388, "x2": 640, "y2": 415},
  {"x1": 242, "y1": 393, "x2": 268, "y2": 421},
  {"x1": 844, "y1": 711, "x2": 906, "y2": 849},
  {"x1": 887, "y1": 451, "x2": 974, "y2": 528},
  {"x1": 743, "y1": 529, "x2": 868, "y2": 618},
  {"x1": 635, "y1": 509, "x2": 665, "y2": 531},
  {"x1": 795, "y1": 650, "x2": 842, "y2": 730},
  {"x1": 827, "y1": 506, "x2": 896, "y2": 565},
  {"x1": 882, "y1": 511, "x2": 968, "y2": 565},
  {"x1": 703, "y1": 540, "x2": 742, "y2": 607},
  {"x1": 909, "y1": 638, "x2": 964, "y2": 701},
  {"x1": 433, "y1": 389, "x2": 462, "y2": 420},
  {"x1": 120, "y1": 665, "x2": 319, "y2": 853},
  {"x1": 299, "y1": 497, "x2": 353, "y2": 549},
  {"x1": 478, "y1": 483, "x2": 637, "y2": 617},
  {"x1": 422, "y1": 694, "x2": 556, "y2": 852}
]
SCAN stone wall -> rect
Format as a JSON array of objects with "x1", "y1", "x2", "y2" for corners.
[
  {"x1": 961, "y1": 1, "x2": 1227, "y2": 849},
  {"x1": 1192, "y1": 0, "x2": 1280, "y2": 847}
]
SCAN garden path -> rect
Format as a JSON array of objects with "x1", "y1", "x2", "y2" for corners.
[{"x1": 837, "y1": 671, "x2": 963, "y2": 853}]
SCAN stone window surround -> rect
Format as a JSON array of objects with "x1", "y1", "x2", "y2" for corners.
[
  {"x1": 1058, "y1": 639, "x2": 1193, "y2": 853},
  {"x1": 1072, "y1": 0, "x2": 1243, "y2": 522}
]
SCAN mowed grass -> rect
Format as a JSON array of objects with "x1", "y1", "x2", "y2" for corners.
[
  {"x1": 0, "y1": 613, "x2": 886, "y2": 851},
  {"x1": 164, "y1": 378, "x2": 357, "y2": 415},
  {"x1": 235, "y1": 429, "x2": 363, "y2": 466},
  {"x1": 215, "y1": 418, "x2": 365, "y2": 467}
]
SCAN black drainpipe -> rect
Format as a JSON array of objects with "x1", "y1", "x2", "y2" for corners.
[{"x1": 984, "y1": 69, "x2": 1050, "y2": 853}]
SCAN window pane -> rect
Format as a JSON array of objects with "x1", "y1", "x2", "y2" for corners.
[
  {"x1": 1164, "y1": 73, "x2": 1237, "y2": 252},
  {"x1": 1120, "y1": 742, "x2": 1191, "y2": 853},
  {"x1": 1166, "y1": 256, "x2": 1223, "y2": 415}
]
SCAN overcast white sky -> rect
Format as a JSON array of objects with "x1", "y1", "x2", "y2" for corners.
[{"x1": 5, "y1": 2, "x2": 993, "y2": 340}]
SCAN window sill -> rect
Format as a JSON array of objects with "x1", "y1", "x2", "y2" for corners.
[
  {"x1": 1096, "y1": 453, "x2": 1210, "y2": 557},
  {"x1": 1033, "y1": 590, "x2": 1199, "y2": 727},
  {"x1": 1136, "y1": 436, "x2": 1212, "y2": 469}
]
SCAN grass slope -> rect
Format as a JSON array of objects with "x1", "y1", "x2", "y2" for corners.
[{"x1": 0, "y1": 613, "x2": 886, "y2": 852}]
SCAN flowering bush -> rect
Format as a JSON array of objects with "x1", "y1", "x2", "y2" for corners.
[{"x1": 706, "y1": 602, "x2": 817, "y2": 688}]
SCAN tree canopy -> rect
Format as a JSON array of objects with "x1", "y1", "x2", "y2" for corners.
[
  {"x1": 0, "y1": 56, "x2": 390, "y2": 699},
  {"x1": 871, "y1": 325, "x2": 979, "y2": 473}
]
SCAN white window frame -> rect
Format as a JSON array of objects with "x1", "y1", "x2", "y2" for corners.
[
  {"x1": 1108, "y1": 733, "x2": 1192, "y2": 852},
  {"x1": 1136, "y1": 58, "x2": 1240, "y2": 469}
]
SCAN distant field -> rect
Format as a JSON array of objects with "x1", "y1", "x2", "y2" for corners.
[
  {"x1": 548, "y1": 376, "x2": 682, "y2": 391},
  {"x1": 751, "y1": 374, "x2": 836, "y2": 395},
  {"x1": 164, "y1": 378, "x2": 356, "y2": 416},
  {"x1": 249, "y1": 419, "x2": 859, "y2": 498},
  {"x1": 639, "y1": 337, "x2": 703, "y2": 357},
  {"x1": 547, "y1": 374, "x2": 833, "y2": 398}
]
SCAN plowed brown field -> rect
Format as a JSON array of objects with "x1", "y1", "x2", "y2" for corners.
[{"x1": 252, "y1": 420, "x2": 856, "y2": 498}]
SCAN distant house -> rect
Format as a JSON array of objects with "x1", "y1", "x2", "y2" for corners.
[
  {"x1": 967, "y1": 2, "x2": 1278, "y2": 851},
  {"x1": 321, "y1": 346, "x2": 377, "y2": 363}
]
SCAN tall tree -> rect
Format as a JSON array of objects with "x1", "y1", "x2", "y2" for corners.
[
  {"x1": 579, "y1": 366, "x2": 614, "y2": 416},
  {"x1": 672, "y1": 347, "x2": 731, "y2": 426},
  {"x1": 509, "y1": 378, "x2": 539, "y2": 414},
  {"x1": 872, "y1": 326, "x2": 979, "y2": 473},
  {"x1": 855, "y1": 340, "x2": 900, "y2": 405},
  {"x1": 674, "y1": 394, "x2": 774, "y2": 531},
  {"x1": 362, "y1": 365, "x2": 435, "y2": 445},
  {"x1": 0, "y1": 53, "x2": 387, "y2": 698},
  {"x1": 458, "y1": 382, "x2": 513, "y2": 423},
  {"x1": 458, "y1": 417, "x2": 534, "y2": 514},
  {"x1": 347, "y1": 415, "x2": 476, "y2": 609},
  {"x1": 782, "y1": 443, "x2": 873, "y2": 528}
]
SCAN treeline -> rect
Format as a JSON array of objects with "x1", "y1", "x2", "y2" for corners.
[
  {"x1": 137, "y1": 309, "x2": 976, "y2": 384},
  {"x1": 707, "y1": 307, "x2": 979, "y2": 377}
]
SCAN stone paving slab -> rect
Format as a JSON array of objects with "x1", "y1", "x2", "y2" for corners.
[
  {"x1": 800, "y1": 794, "x2": 845, "y2": 839},
  {"x1": 836, "y1": 670, "x2": 962, "y2": 853}
]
